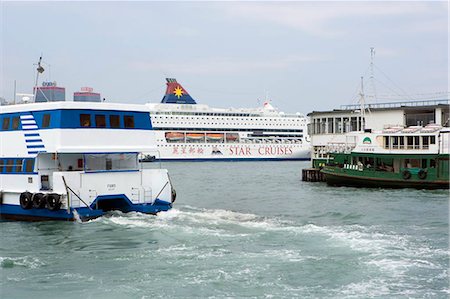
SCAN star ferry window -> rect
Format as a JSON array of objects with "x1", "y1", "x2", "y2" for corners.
[
  {"x1": 42, "y1": 114, "x2": 51, "y2": 128},
  {"x1": 5, "y1": 159, "x2": 14, "y2": 173},
  {"x1": 430, "y1": 136, "x2": 436, "y2": 144},
  {"x1": 110, "y1": 115, "x2": 120, "y2": 128},
  {"x1": 2, "y1": 117, "x2": 10, "y2": 130},
  {"x1": 95, "y1": 115, "x2": 106, "y2": 128},
  {"x1": 80, "y1": 114, "x2": 91, "y2": 127},
  {"x1": 14, "y1": 159, "x2": 22, "y2": 172},
  {"x1": 124, "y1": 115, "x2": 135, "y2": 128},
  {"x1": 24, "y1": 159, "x2": 35, "y2": 173},
  {"x1": 12, "y1": 117, "x2": 20, "y2": 130}
]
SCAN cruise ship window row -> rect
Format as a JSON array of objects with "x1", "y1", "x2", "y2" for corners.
[
  {"x1": 152, "y1": 111, "x2": 305, "y2": 118},
  {"x1": 153, "y1": 115, "x2": 303, "y2": 122},
  {"x1": 154, "y1": 127, "x2": 303, "y2": 132},
  {"x1": 153, "y1": 121, "x2": 300, "y2": 127}
]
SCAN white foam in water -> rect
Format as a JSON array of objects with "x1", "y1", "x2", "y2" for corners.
[
  {"x1": 0, "y1": 256, "x2": 45, "y2": 269},
  {"x1": 72, "y1": 209, "x2": 82, "y2": 223}
]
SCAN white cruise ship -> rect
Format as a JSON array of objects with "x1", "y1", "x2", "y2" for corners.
[{"x1": 145, "y1": 79, "x2": 310, "y2": 161}]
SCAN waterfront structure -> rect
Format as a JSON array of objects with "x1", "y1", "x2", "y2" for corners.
[
  {"x1": 308, "y1": 99, "x2": 449, "y2": 168},
  {"x1": 0, "y1": 101, "x2": 176, "y2": 221},
  {"x1": 145, "y1": 79, "x2": 310, "y2": 161},
  {"x1": 33, "y1": 81, "x2": 65, "y2": 102},
  {"x1": 321, "y1": 125, "x2": 449, "y2": 189},
  {"x1": 74, "y1": 87, "x2": 101, "y2": 102}
]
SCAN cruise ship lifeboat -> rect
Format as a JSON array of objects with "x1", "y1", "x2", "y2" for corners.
[
  {"x1": 186, "y1": 133, "x2": 204, "y2": 140},
  {"x1": 165, "y1": 132, "x2": 184, "y2": 141},
  {"x1": 206, "y1": 133, "x2": 224, "y2": 141}
]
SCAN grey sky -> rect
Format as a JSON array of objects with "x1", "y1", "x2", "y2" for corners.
[{"x1": 1, "y1": 1, "x2": 448, "y2": 114}]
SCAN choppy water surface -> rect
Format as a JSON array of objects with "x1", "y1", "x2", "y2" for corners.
[{"x1": 1, "y1": 162, "x2": 449, "y2": 298}]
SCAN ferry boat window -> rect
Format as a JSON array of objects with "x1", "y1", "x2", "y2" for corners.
[
  {"x1": 84, "y1": 153, "x2": 138, "y2": 172},
  {"x1": 414, "y1": 136, "x2": 420, "y2": 149},
  {"x1": 80, "y1": 114, "x2": 91, "y2": 127},
  {"x1": 407, "y1": 136, "x2": 414, "y2": 149},
  {"x1": 384, "y1": 136, "x2": 389, "y2": 149},
  {"x1": 422, "y1": 136, "x2": 429, "y2": 149},
  {"x1": 430, "y1": 159, "x2": 436, "y2": 168},
  {"x1": 0, "y1": 159, "x2": 4, "y2": 172},
  {"x1": 24, "y1": 159, "x2": 35, "y2": 173},
  {"x1": 124, "y1": 115, "x2": 135, "y2": 128},
  {"x1": 12, "y1": 116, "x2": 20, "y2": 130},
  {"x1": 110, "y1": 115, "x2": 120, "y2": 128},
  {"x1": 392, "y1": 136, "x2": 399, "y2": 149},
  {"x1": 5, "y1": 159, "x2": 14, "y2": 173},
  {"x1": 399, "y1": 136, "x2": 405, "y2": 148},
  {"x1": 422, "y1": 159, "x2": 427, "y2": 169},
  {"x1": 14, "y1": 159, "x2": 22, "y2": 172},
  {"x1": 42, "y1": 114, "x2": 51, "y2": 128},
  {"x1": 350, "y1": 117, "x2": 358, "y2": 131},
  {"x1": 430, "y1": 136, "x2": 436, "y2": 144},
  {"x1": 2, "y1": 117, "x2": 9, "y2": 130},
  {"x1": 95, "y1": 115, "x2": 106, "y2": 128}
]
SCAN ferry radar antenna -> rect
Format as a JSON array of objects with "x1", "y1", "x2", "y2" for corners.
[{"x1": 33, "y1": 55, "x2": 46, "y2": 102}]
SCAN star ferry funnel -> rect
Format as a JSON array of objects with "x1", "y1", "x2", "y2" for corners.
[{"x1": 161, "y1": 78, "x2": 197, "y2": 104}]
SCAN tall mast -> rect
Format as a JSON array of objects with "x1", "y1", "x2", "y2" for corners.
[
  {"x1": 369, "y1": 47, "x2": 377, "y2": 102},
  {"x1": 33, "y1": 56, "x2": 45, "y2": 101},
  {"x1": 359, "y1": 76, "x2": 368, "y2": 130}
]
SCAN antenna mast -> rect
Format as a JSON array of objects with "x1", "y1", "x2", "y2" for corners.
[
  {"x1": 369, "y1": 47, "x2": 377, "y2": 102},
  {"x1": 359, "y1": 76, "x2": 368, "y2": 130},
  {"x1": 33, "y1": 55, "x2": 45, "y2": 102}
]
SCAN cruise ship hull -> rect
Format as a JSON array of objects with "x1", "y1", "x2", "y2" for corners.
[{"x1": 149, "y1": 141, "x2": 311, "y2": 161}]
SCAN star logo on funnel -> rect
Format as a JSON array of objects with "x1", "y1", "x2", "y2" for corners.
[{"x1": 173, "y1": 86, "x2": 184, "y2": 99}]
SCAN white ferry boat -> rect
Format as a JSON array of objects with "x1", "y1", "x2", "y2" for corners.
[
  {"x1": 145, "y1": 79, "x2": 310, "y2": 161},
  {"x1": 0, "y1": 101, "x2": 176, "y2": 221}
]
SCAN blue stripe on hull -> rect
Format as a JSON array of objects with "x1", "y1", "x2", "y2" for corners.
[{"x1": 0, "y1": 196, "x2": 172, "y2": 222}]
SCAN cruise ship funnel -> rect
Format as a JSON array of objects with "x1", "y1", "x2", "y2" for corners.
[{"x1": 161, "y1": 78, "x2": 197, "y2": 105}]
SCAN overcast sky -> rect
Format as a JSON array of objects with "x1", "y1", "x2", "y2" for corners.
[{"x1": 1, "y1": 1, "x2": 448, "y2": 113}]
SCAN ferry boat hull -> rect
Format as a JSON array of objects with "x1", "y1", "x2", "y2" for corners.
[
  {"x1": 322, "y1": 169, "x2": 449, "y2": 189},
  {"x1": 321, "y1": 126, "x2": 450, "y2": 190},
  {"x1": 151, "y1": 140, "x2": 310, "y2": 161}
]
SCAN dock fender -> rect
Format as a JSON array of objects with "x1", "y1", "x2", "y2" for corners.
[
  {"x1": 171, "y1": 187, "x2": 177, "y2": 203},
  {"x1": 32, "y1": 193, "x2": 46, "y2": 209},
  {"x1": 45, "y1": 193, "x2": 62, "y2": 211},
  {"x1": 402, "y1": 170, "x2": 412, "y2": 180},
  {"x1": 418, "y1": 169, "x2": 427, "y2": 180},
  {"x1": 20, "y1": 192, "x2": 33, "y2": 209}
]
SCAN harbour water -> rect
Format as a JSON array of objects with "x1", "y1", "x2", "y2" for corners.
[{"x1": 1, "y1": 161, "x2": 449, "y2": 298}]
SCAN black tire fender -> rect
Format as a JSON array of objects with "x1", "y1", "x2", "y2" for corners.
[
  {"x1": 19, "y1": 192, "x2": 33, "y2": 210},
  {"x1": 418, "y1": 169, "x2": 427, "y2": 180},
  {"x1": 402, "y1": 170, "x2": 412, "y2": 180},
  {"x1": 45, "y1": 194, "x2": 61, "y2": 211},
  {"x1": 32, "y1": 193, "x2": 46, "y2": 209}
]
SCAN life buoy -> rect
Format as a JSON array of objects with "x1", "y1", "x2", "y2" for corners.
[
  {"x1": 19, "y1": 192, "x2": 33, "y2": 209},
  {"x1": 418, "y1": 169, "x2": 427, "y2": 180},
  {"x1": 45, "y1": 194, "x2": 61, "y2": 211},
  {"x1": 402, "y1": 170, "x2": 412, "y2": 180},
  {"x1": 32, "y1": 193, "x2": 46, "y2": 209}
]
